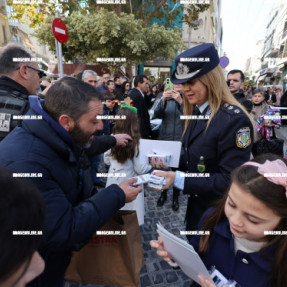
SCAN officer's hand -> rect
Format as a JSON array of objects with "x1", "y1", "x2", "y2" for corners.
[
  {"x1": 152, "y1": 171, "x2": 176, "y2": 191},
  {"x1": 149, "y1": 157, "x2": 169, "y2": 170},
  {"x1": 113, "y1": 134, "x2": 132, "y2": 146},
  {"x1": 197, "y1": 275, "x2": 216, "y2": 287},
  {"x1": 119, "y1": 178, "x2": 142, "y2": 203},
  {"x1": 150, "y1": 237, "x2": 172, "y2": 263}
]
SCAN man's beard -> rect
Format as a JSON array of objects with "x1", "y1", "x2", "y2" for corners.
[{"x1": 69, "y1": 123, "x2": 94, "y2": 148}]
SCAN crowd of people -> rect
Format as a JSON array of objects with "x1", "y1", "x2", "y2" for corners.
[{"x1": 0, "y1": 42, "x2": 287, "y2": 287}]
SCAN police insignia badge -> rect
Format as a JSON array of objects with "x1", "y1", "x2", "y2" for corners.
[
  {"x1": 197, "y1": 164, "x2": 205, "y2": 172},
  {"x1": 197, "y1": 156, "x2": 206, "y2": 172},
  {"x1": 236, "y1": 127, "x2": 251, "y2": 148},
  {"x1": 177, "y1": 63, "x2": 189, "y2": 76}
]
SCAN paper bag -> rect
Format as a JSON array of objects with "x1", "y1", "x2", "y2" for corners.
[{"x1": 65, "y1": 210, "x2": 144, "y2": 287}]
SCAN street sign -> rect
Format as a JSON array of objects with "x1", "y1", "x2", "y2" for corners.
[
  {"x1": 52, "y1": 18, "x2": 68, "y2": 44},
  {"x1": 219, "y1": 56, "x2": 229, "y2": 69}
]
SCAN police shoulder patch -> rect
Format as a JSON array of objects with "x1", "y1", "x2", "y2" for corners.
[{"x1": 236, "y1": 127, "x2": 251, "y2": 148}]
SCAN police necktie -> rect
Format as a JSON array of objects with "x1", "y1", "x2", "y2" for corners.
[{"x1": 190, "y1": 106, "x2": 201, "y2": 133}]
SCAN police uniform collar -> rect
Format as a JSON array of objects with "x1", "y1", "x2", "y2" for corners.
[
  {"x1": 214, "y1": 217, "x2": 276, "y2": 272},
  {"x1": 197, "y1": 101, "x2": 209, "y2": 114}
]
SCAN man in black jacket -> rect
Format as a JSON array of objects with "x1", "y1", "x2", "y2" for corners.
[
  {"x1": 0, "y1": 44, "x2": 44, "y2": 140},
  {"x1": 227, "y1": 69, "x2": 252, "y2": 113},
  {"x1": 128, "y1": 75, "x2": 152, "y2": 139}
]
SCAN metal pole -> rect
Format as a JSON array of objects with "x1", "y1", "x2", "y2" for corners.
[
  {"x1": 188, "y1": 26, "x2": 191, "y2": 48},
  {"x1": 56, "y1": 9, "x2": 64, "y2": 78}
]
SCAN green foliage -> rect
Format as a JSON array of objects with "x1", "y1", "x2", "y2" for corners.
[
  {"x1": 35, "y1": 8, "x2": 184, "y2": 67},
  {"x1": 6, "y1": 0, "x2": 209, "y2": 29}
]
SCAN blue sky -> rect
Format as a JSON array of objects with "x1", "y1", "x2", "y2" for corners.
[{"x1": 221, "y1": 0, "x2": 278, "y2": 71}]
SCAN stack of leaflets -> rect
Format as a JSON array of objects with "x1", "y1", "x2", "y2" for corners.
[
  {"x1": 131, "y1": 173, "x2": 166, "y2": 189},
  {"x1": 156, "y1": 222, "x2": 211, "y2": 285}
]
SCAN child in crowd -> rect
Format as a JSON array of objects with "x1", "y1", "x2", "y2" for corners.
[
  {"x1": 104, "y1": 107, "x2": 152, "y2": 225},
  {"x1": 251, "y1": 88, "x2": 269, "y2": 122},
  {"x1": 151, "y1": 153, "x2": 287, "y2": 287},
  {"x1": 102, "y1": 92, "x2": 118, "y2": 135}
]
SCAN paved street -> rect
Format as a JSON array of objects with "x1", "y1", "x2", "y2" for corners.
[{"x1": 65, "y1": 184, "x2": 191, "y2": 287}]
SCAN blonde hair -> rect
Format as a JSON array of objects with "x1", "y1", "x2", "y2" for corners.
[{"x1": 183, "y1": 65, "x2": 255, "y2": 135}]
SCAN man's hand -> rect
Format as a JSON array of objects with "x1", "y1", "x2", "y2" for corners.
[
  {"x1": 119, "y1": 178, "x2": 142, "y2": 203},
  {"x1": 113, "y1": 134, "x2": 132, "y2": 146}
]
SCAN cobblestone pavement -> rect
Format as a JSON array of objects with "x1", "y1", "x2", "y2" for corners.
[{"x1": 65, "y1": 184, "x2": 191, "y2": 287}]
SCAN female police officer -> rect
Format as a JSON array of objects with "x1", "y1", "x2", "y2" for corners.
[{"x1": 155, "y1": 43, "x2": 254, "y2": 237}]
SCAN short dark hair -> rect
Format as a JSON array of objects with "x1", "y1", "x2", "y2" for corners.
[
  {"x1": 76, "y1": 71, "x2": 83, "y2": 80},
  {"x1": 134, "y1": 75, "x2": 148, "y2": 87},
  {"x1": 0, "y1": 167, "x2": 45, "y2": 282},
  {"x1": 0, "y1": 44, "x2": 32, "y2": 75},
  {"x1": 103, "y1": 91, "x2": 115, "y2": 101},
  {"x1": 227, "y1": 69, "x2": 245, "y2": 82},
  {"x1": 106, "y1": 80, "x2": 114, "y2": 86},
  {"x1": 114, "y1": 76, "x2": 120, "y2": 82},
  {"x1": 44, "y1": 77, "x2": 102, "y2": 123},
  {"x1": 252, "y1": 88, "x2": 264, "y2": 96}
]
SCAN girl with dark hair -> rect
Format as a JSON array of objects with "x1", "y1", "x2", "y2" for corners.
[
  {"x1": 151, "y1": 154, "x2": 287, "y2": 287},
  {"x1": 104, "y1": 107, "x2": 152, "y2": 225},
  {"x1": 120, "y1": 81, "x2": 131, "y2": 98}
]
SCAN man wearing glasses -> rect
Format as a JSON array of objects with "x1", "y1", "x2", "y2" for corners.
[
  {"x1": 0, "y1": 44, "x2": 45, "y2": 141},
  {"x1": 96, "y1": 72, "x2": 111, "y2": 96}
]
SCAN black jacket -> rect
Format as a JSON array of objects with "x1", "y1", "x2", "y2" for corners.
[
  {"x1": 128, "y1": 88, "x2": 152, "y2": 139},
  {"x1": 0, "y1": 76, "x2": 30, "y2": 140},
  {"x1": 233, "y1": 91, "x2": 253, "y2": 113}
]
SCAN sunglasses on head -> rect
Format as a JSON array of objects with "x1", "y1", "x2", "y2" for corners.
[{"x1": 16, "y1": 65, "x2": 46, "y2": 78}]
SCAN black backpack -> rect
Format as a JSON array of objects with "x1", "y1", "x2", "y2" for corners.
[{"x1": 0, "y1": 89, "x2": 29, "y2": 141}]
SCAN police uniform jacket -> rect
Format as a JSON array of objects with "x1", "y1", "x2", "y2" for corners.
[
  {"x1": 0, "y1": 96, "x2": 126, "y2": 287},
  {"x1": 181, "y1": 103, "x2": 253, "y2": 231},
  {"x1": 190, "y1": 208, "x2": 274, "y2": 287}
]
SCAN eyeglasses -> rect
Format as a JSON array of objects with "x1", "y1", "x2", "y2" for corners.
[{"x1": 16, "y1": 65, "x2": 46, "y2": 78}]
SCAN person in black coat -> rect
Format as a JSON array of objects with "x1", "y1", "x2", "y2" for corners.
[
  {"x1": 264, "y1": 87, "x2": 277, "y2": 104},
  {"x1": 153, "y1": 44, "x2": 254, "y2": 239},
  {"x1": 0, "y1": 78, "x2": 141, "y2": 287},
  {"x1": 128, "y1": 75, "x2": 152, "y2": 139}
]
